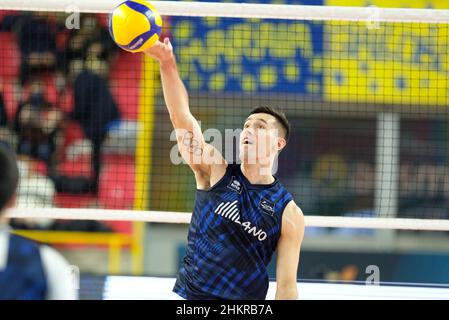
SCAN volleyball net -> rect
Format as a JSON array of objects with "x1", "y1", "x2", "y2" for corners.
[{"x1": 1, "y1": 0, "x2": 449, "y2": 233}]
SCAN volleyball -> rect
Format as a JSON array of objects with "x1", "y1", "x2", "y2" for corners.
[{"x1": 109, "y1": 0, "x2": 162, "y2": 53}]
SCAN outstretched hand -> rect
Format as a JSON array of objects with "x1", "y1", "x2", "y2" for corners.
[{"x1": 143, "y1": 37, "x2": 174, "y2": 64}]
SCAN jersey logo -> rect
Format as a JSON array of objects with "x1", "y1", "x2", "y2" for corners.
[
  {"x1": 215, "y1": 200, "x2": 240, "y2": 222},
  {"x1": 214, "y1": 200, "x2": 268, "y2": 241},
  {"x1": 259, "y1": 198, "x2": 275, "y2": 216},
  {"x1": 227, "y1": 176, "x2": 243, "y2": 194}
]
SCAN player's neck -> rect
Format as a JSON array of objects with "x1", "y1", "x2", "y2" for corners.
[{"x1": 240, "y1": 163, "x2": 275, "y2": 185}]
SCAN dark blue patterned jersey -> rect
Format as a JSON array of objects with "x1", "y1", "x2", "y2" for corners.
[
  {"x1": 173, "y1": 163, "x2": 294, "y2": 300},
  {"x1": 0, "y1": 233, "x2": 47, "y2": 300}
]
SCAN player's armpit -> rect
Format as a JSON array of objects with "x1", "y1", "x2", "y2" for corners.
[{"x1": 275, "y1": 201, "x2": 305, "y2": 300}]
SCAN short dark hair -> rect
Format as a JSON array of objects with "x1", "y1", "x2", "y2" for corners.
[
  {"x1": 248, "y1": 106, "x2": 291, "y2": 142},
  {"x1": 0, "y1": 144, "x2": 18, "y2": 213}
]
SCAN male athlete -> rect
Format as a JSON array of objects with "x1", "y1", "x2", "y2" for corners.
[
  {"x1": 0, "y1": 144, "x2": 77, "y2": 300},
  {"x1": 145, "y1": 38, "x2": 305, "y2": 300}
]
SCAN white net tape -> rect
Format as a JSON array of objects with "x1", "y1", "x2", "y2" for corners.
[
  {"x1": 6, "y1": 208, "x2": 449, "y2": 231},
  {"x1": 1, "y1": 0, "x2": 449, "y2": 23}
]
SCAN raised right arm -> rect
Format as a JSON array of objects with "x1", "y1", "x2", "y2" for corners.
[{"x1": 144, "y1": 38, "x2": 226, "y2": 188}]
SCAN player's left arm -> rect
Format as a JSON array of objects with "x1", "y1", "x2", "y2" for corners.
[{"x1": 275, "y1": 200, "x2": 305, "y2": 300}]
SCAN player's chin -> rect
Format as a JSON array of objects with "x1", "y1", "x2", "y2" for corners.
[{"x1": 239, "y1": 148, "x2": 256, "y2": 163}]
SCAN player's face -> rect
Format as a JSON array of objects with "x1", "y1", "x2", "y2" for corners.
[{"x1": 239, "y1": 113, "x2": 281, "y2": 164}]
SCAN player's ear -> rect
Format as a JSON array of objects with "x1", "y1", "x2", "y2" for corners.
[{"x1": 277, "y1": 137, "x2": 287, "y2": 152}]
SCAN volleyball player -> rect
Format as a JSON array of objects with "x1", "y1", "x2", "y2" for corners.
[
  {"x1": 0, "y1": 144, "x2": 77, "y2": 300},
  {"x1": 145, "y1": 38, "x2": 304, "y2": 300}
]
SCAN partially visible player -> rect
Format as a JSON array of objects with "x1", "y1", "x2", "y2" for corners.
[
  {"x1": 145, "y1": 38, "x2": 305, "y2": 300},
  {"x1": 0, "y1": 144, "x2": 77, "y2": 300}
]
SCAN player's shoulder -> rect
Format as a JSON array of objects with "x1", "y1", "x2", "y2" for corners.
[
  {"x1": 39, "y1": 245, "x2": 71, "y2": 271},
  {"x1": 9, "y1": 232, "x2": 42, "y2": 252},
  {"x1": 39, "y1": 245, "x2": 78, "y2": 300},
  {"x1": 283, "y1": 200, "x2": 303, "y2": 215},
  {"x1": 282, "y1": 200, "x2": 305, "y2": 229}
]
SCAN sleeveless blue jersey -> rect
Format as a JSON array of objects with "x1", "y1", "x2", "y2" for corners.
[
  {"x1": 173, "y1": 164, "x2": 294, "y2": 300},
  {"x1": 0, "y1": 233, "x2": 47, "y2": 300}
]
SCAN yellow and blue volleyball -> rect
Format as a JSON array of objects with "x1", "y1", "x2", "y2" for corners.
[{"x1": 109, "y1": 0, "x2": 162, "y2": 53}]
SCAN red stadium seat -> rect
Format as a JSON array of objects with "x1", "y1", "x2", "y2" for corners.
[
  {"x1": 57, "y1": 154, "x2": 93, "y2": 178},
  {"x1": 1, "y1": 81, "x2": 20, "y2": 121},
  {"x1": 98, "y1": 162, "x2": 135, "y2": 210},
  {"x1": 109, "y1": 51, "x2": 142, "y2": 120},
  {"x1": 0, "y1": 32, "x2": 21, "y2": 121},
  {"x1": 61, "y1": 120, "x2": 85, "y2": 149},
  {"x1": 103, "y1": 220, "x2": 132, "y2": 234},
  {"x1": 0, "y1": 32, "x2": 20, "y2": 80},
  {"x1": 53, "y1": 193, "x2": 97, "y2": 208}
]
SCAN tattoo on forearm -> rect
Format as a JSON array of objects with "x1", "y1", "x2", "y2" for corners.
[{"x1": 182, "y1": 131, "x2": 203, "y2": 156}]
